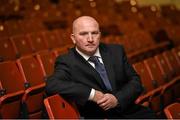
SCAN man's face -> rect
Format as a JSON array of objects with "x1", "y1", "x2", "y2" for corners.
[{"x1": 71, "y1": 18, "x2": 100, "y2": 56}]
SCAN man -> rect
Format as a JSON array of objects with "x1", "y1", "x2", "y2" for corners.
[{"x1": 46, "y1": 16, "x2": 156, "y2": 119}]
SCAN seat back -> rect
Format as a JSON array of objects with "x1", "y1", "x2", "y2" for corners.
[
  {"x1": 133, "y1": 62, "x2": 155, "y2": 92},
  {"x1": 171, "y1": 47, "x2": 180, "y2": 65},
  {"x1": 163, "y1": 50, "x2": 180, "y2": 76},
  {"x1": 144, "y1": 57, "x2": 165, "y2": 86},
  {"x1": 42, "y1": 31, "x2": 62, "y2": 49},
  {"x1": 144, "y1": 57, "x2": 174, "y2": 106},
  {"x1": 154, "y1": 54, "x2": 172, "y2": 82},
  {"x1": 133, "y1": 62, "x2": 162, "y2": 113},
  {"x1": 17, "y1": 55, "x2": 45, "y2": 86},
  {"x1": 36, "y1": 50, "x2": 56, "y2": 77},
  {"x1": 53, "y1": 44, "x2": 72, "y2": 57},
  {"x1": 0, "y1": 38, "x2": 17, "y2": 61},
  {"x1": 0, "y1": 61, "x2": 24, "y2": 118},
  {"x1": 162, "y1": 50, "x2": 180, "y2": 98},
  {"x1": 28, "y1": 32, "x2": 48, "y2": 52},
  {"x1": 16, "y1": 55, "x2": 45, "y2": 118},
  {"x1": 44, "y1": 94, "x2": 80, "y2": 119},
  {"x1": 164, "y1": 102, "x2": 180, "y2": 119},
  {"x1": 10, "y1": 35, "x2": 33, "y2": 57},
  {"x1": 0, "y1": 61, "x2": 24, "y2": 93}
]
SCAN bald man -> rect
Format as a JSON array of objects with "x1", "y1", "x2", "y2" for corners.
[{"x1": 46, "y1": 16, "x2": 156, "y2": 119}]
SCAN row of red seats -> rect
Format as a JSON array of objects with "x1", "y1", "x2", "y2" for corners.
[
  {"x1": 0, "y1": 29, "x2": 72, "y2": 62},
  {"x1": 0, "y1": 43, "x2": 179, "y2": 118},
  {"x1": 133, "y1": 47, "x2": 180, "y2": 116},
  {"x1": 0, "y1": 45, "x2": 71, "y2": 118},
  {"x1": 44, "y1": 95, "x2": 180, "y2": 119},
  {"x1": 1, "y1": 27, "x2": 170, "y2": 65},
  {"x1": 102, "y1": 33, "x2": 170, "y2": 63}
]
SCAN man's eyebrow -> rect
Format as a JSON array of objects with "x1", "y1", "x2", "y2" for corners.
[
  {"x1": 79, "y1": 31, "x2": 88, "y2": 34},
  {"x1": 79, "y1": 30, "x2": 99, "y2": 33}
]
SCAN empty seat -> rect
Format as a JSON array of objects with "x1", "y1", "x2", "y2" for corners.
[
  {"x1": 162, "y1": 50, "x2": 180, "y2": 98},
  {"x1": 133, "y1": 62, "x2": 162, "y2": 114},
  {"x1": 16, "y1": 55, "x2": 46, "y2": 118},
  {"x1": 44, "y1": 94, "x2": 80, "y2": 119},
  {"x1": 36, "y1": 50, "x2": 56, "y2": 78},
  {"x1": 163, "y1": 50, "x2": 180, "y2": 76},
  {"x1": 154, "y1": 54, "x2": 172, "y2": 82},
  {"x1": 27, "y1": 32, "x2": 48, "y2": 52},
  {"x1": 53, "y1": 44, "x2": 73, "y2": 57},
  {"x1": 0, "y1": 38, "x2": 17, "y2": 61},
  {"x1": 0, "y1": 61, "x2": 24, "y2": 118},
  {"x1": 42, "y1": 30, "x2": 62, "y2": 49},
  {"x1": 164, "y1": 102, "x2": 180, "y2": 119},
  {"x1": 144, "y1": 57, "x2": 174, "y2": 106},
  {"x1": 10, "y1": 35, "x2": 33, "y2": 57},
  {"x1": 171, "y1": 47, "x2": 180, "y2": 65}
]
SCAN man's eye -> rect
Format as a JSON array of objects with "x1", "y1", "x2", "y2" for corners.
[
  {"x1": 79, "y1": 32, "x2": 88, "y2": 36},
  {"x1": 92, "y1": 32, "x2": 99, "y2": 35}
]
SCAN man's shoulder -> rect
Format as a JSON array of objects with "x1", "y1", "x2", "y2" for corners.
[
  {"x1": 56, "y1": 48, "x2": 75, "y2": 61},
  {"x1": 100, "y1": 43, "x2": 124, "y2": 51}
]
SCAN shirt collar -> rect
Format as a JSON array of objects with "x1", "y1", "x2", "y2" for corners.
[{"x1": 75, "y1": 47, "x2": 101, "y2": 61}]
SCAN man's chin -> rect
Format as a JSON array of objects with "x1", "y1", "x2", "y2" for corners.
[{"x1": 84, "y1": 50, "x2": 96, "y2": 56}]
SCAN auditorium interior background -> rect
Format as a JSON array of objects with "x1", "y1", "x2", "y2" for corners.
[{"x1": 0, "y1": 0, "x2": 180, "y2": 119}]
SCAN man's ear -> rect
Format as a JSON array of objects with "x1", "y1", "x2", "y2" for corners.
[{"x1": 71, "y1": 34, "x2": 76, "y2": 44}]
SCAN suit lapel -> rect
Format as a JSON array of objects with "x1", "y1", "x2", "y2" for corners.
[
  {"x1": 72, "y1": 48, "x2": 106, "y2": 90},
  {"x1": 99, "y1": 44, "x2": 116, "y2": 90}
]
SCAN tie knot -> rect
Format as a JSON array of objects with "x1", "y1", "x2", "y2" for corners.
[{"x1": 88, "y1": 56, "x2": 99, "y2": 64}]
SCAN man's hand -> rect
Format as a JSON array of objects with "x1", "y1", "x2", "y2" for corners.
[
  {"x1": 92, "y1": 90, "x2": 104, "y2": 103},
  {"x1": 97, "y1": 93, "x2": 118, "y2": 111}
]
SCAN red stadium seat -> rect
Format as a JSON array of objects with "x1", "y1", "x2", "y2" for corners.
[
  {"x1": 164, "y1": 102, "x2": 180, "y2": 119},
  {"x1": 0, "y1": 38, "x2": 17, "y2": 61},
  {"x1": 162, "y1": 50, "x2": 180, "y2": 98},
  {"x1": 144, "y1": 57, "x2": 174, "y2": 106},
  {"x1": 27, "y1": 32, "x2": 48, "y2": 52},
  {"x1": 53, "y1": 44, "x2": 73, "y2": 57},
  {"x1": 10, "y1": 35, "x2": 33, "y2": 57},
  {"x1": 16, "y1": 55, "x2": 45, "y2": 118},
  {"x1": 36, "y1": 50, "x2": 56, "y2": 78},
  {"x1": 42, "y1": 30, "x2": 62, "y2": 49},
  {"x1": 0, "y1": 61, "x2": 24, "y2": 118},
  {"x1": 133, "y1": 62, "x2": 162, "y2": 114},
  {"x1": 44, "y1": 94, "x2": 80, "y2": 119}
]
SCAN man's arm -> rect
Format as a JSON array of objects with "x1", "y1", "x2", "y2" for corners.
[
  {"x1": 114, "y1": 46, "x2": 143, "y2": 110},
  {"x1": 45, "y1": 56, "x2": 91, "y2": 105}
]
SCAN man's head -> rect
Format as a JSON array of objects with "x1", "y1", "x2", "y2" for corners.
[{"x1": 71, "y1": 16, "x2": 101, "y2": 56}]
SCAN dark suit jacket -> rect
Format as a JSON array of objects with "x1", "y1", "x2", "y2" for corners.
[{"x1": 46, "y1": 43, "x2": 143, "y2": 118}]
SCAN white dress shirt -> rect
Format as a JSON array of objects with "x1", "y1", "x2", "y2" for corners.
[{"x1": 75, "y1": 47, "x2": 104, "y2": 101}]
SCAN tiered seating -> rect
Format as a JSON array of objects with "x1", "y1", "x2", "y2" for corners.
[
  {"x1": 0, "y1": 61, "x2": 24, "y2": 118},
  {"x1": 133, "y1": 62, "x2": 162, "y2": 114},
  {"x1": 16, "y1": 55, "x2": 45, "y2": 118},
  {"x1": 144, "y1": 57, "x2": 174, "y2": 107},
  {"x1": 162, "y1": 51, "x2": 180, "y2": 99},
  {"x1": 0, "y1": 0, "x2": 180, "y2": 119}
]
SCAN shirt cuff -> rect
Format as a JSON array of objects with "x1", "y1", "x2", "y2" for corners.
[{"x1": 88, "y1": 88, "x2": 95, "y2": 100}]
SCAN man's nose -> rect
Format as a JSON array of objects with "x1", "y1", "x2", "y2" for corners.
[{"x1": 87, "y1": 33, "x2": 93, "y2": 42}]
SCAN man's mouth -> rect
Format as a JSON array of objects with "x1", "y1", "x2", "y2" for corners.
[{"x1": 86, "y1": 44, "x2": 95, "y2": 47}]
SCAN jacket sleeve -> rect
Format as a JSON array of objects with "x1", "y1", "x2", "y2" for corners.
[
  {"x1": 114, "y1": 46, "x2": 143, "y2": 111},
  {"x1": 45, "y1": 56, "x2": 91, "y2": 106}
]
